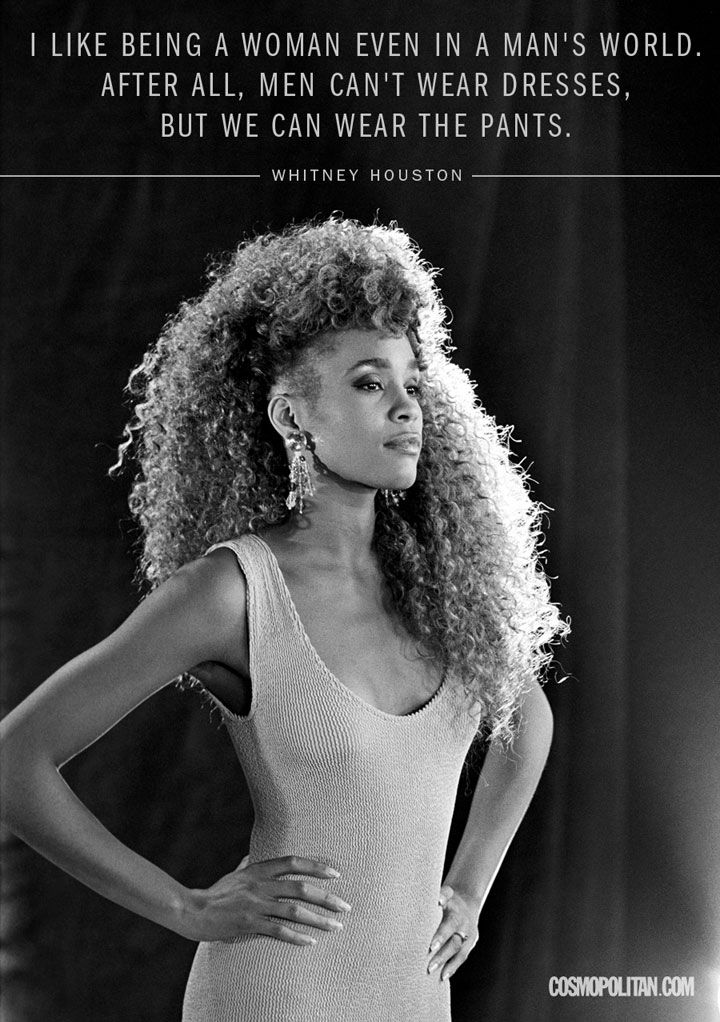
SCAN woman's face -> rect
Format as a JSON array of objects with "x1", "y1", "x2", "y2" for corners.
[{"x1": 288, "y1": 327, "x2": 424, "y2": 493}]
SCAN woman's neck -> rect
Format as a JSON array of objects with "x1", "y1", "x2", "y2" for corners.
[{"x1": 273, "y1": 479, "x2": 378, "y2": 568}]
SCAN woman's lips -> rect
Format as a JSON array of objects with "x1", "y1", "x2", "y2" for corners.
[{"x1": 383, "y1": 434, "x2": 422, "y2": 454}]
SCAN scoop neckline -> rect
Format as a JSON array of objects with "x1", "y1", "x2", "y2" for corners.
[{"x1": 246, "y1": 532, "x2": 449, "y2": 723}]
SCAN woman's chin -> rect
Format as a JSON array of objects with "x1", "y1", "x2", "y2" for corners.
[{"x1": 381, "y1": 469, "x2": 418, "y2": 491}]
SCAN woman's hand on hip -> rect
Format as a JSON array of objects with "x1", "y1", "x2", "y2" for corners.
[
  {"x1": 178, "y1": 855, "x2": 352, "y2": 944},
  {"x1": 427, "y1": 883, "x2": 480, "y2": 981}
]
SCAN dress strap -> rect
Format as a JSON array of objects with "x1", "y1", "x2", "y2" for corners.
[{"x1": 201, "y1": 534, "x2": 289, "y2": 720}]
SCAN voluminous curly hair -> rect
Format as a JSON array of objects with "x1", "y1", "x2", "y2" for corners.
[{"x1": 113, "y1": 214, "x2": 568, "y2": 746}]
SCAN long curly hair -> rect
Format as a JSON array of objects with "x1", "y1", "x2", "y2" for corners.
[{"x1": 112, "y1": 214, "x2": 568, "y2": 745}]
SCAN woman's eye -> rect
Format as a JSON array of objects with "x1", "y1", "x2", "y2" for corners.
[{"x1": 353, "y1": 378, "x2": 421, "y2": 395}]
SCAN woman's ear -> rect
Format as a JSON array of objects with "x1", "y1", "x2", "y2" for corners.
[{"x1": 267, "y1": 391, "x2": 301, "y2": 441}]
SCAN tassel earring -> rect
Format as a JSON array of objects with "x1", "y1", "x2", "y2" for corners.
[
  {"x1": 381, "y1": 489, "x2": 405, "y2": 508},
  {"x1": 285, "y1": 432, "x2": 315, "y2": 514}
]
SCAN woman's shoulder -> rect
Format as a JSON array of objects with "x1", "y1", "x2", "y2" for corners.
[{"x1": 176, "y1": 536, "x2": 252, "y2": 615}]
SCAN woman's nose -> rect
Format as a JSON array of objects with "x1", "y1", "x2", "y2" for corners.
[{"x1": 390, "y1": 387, "x2": 420, "y2": 421}]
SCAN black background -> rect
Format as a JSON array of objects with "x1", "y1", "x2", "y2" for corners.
[{"x1": 1, "y1": 2, "x2": 719, "y2": 1020}]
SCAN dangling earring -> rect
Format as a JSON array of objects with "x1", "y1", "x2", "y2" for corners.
[
  {"x1": 285, "y1": 432, "x2": 315, "y2": 514},
  {"x1": 381, "y1": 489, "x2": 405, "y2": 508}
]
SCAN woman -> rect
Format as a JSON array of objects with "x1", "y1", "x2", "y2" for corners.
[{"x1": 1, "y1": 215, "x2": 566, "y2": 1021}]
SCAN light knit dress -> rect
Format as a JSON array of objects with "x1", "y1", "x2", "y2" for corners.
[{"x1": 182, "y1": 534, "x2": 479, "y2": 1022}]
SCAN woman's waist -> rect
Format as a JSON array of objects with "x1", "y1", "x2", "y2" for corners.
[
  {"x1": 247, "y1": 839, "x2": 445, "y2": 911},
  {"x1": 249, "y1": 818, "x2": 450, "y2": 874}
]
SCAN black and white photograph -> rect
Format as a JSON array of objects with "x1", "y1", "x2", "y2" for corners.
[{"x1": 1, "y1": 2, "x2": 718, "y2": 1021}]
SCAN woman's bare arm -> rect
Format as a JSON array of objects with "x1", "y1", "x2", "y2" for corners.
[
  {"x1": 0, "y1": 549, "x2": 349, "y2": 942},
  {"x1": 427, "y1": 681, "x2": 554, "y2": 979},
  {"x1": 0, "y1": 550, "x2": 248, "y2": 932}
]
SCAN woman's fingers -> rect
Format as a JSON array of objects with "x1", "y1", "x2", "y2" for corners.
[
  {"x1": 254, "y1": 919, "x2": 318, "y2": 946},
  {"x1": 274, "y1": 879, "x2": 352, "y2": 913},
  {"x1": 427, "y1": 931, "x2": 466, "y2": 977},
  {"x1": 193, "y1": 855, "x2": 350, "y2": 942},
  {"x1": 427, "y1": 885, "x2": 478, "y2": 980},
  {"x1": 256, "y1": 855, "x2": 342, "y2": 880},
  {"x1": 440, "y1": 939, "x2": 473, "y2": 982},
  {"x1": 228, "y1": 856, "x2": 352, "y2": 940},
  {"x1": 265, "y1": 897, "x2": 346, "y2": 932},
  {"x1": 428, "y1": 895, "x2": 462, "y2": 956},
  {"x1": 438, "y1": 883, "x2": 454, "y2": 908},
  {"x1": 248, "y1": 856, "x2": 351, "y2": 915}
]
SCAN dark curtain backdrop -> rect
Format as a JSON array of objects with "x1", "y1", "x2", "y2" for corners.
[{"x1": 2, "y1": 1, "x2": 719, "y2": 1021}]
